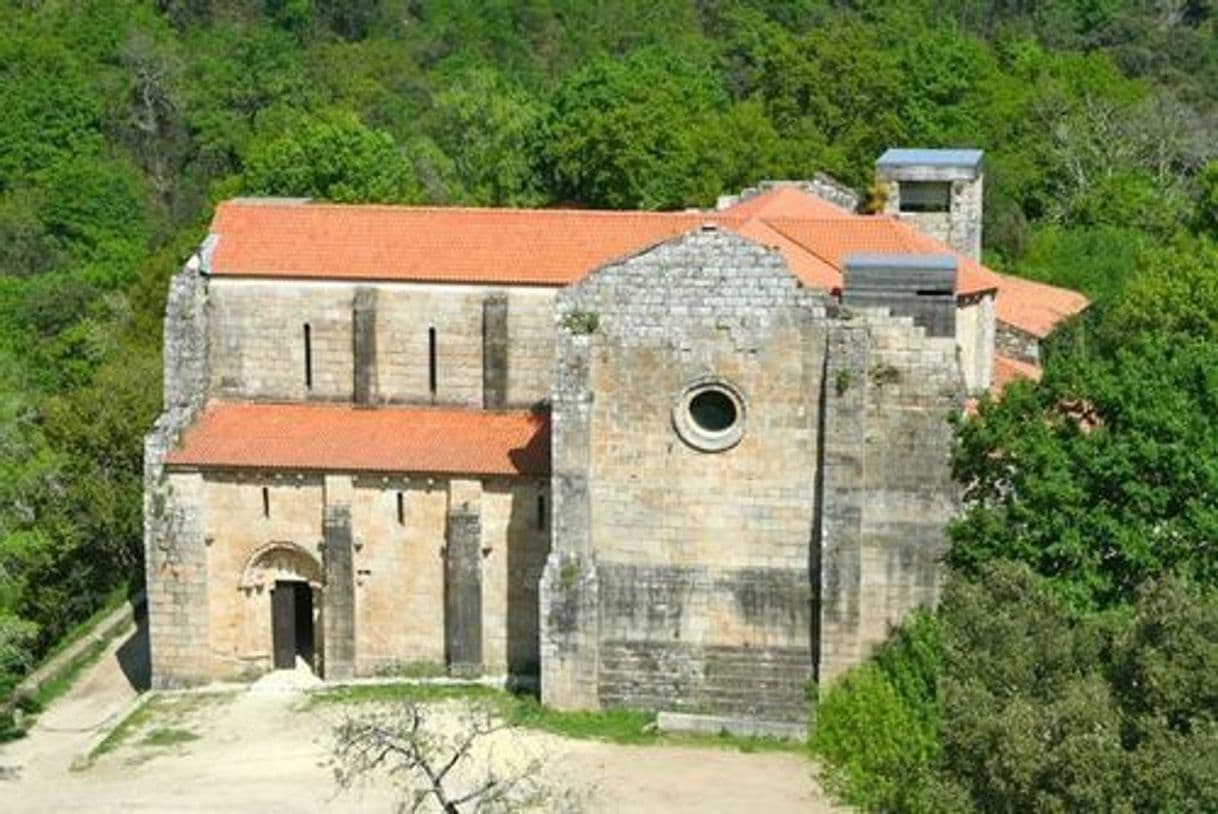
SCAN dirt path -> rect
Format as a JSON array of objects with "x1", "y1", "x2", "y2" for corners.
[
  {"x1": 2, "y1": 631, "x2": 843, "y2": 813},
  {"x1": 1, "y1": 620, "x2": 147, "y2": 786}
]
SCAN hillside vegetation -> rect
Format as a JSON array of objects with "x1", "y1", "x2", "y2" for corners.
[{"x1": 1, "y1": 2, "x2": 1217, "y2": 803}]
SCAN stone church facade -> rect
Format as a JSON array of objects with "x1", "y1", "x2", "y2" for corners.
[{"x1": 144, "y1": 149, "x2": 1086, "y2": 722}]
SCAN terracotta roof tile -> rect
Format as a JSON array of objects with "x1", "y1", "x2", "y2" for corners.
[
  {"x1": 166, "y1": 403, "x2": 550, "y2": 476},
  {"x1": 207, "y1": 193, "x2": 1088, "y2": 338},
  {"x1": 761, "y1": 216, "x2": 997, "y2": 296},
  {"x1": 992, "y1": 273, "x2": 1091, "y2": 339},
  {"x1": 992, "y1": 354, "x2": 1043, "y2": 393},
  {"x1": 716, "y1": 185, "x2": 854, "y2": 220},
  {"x1": 210, "y1": 201, "x2": 723, "y2": 286},
  {"x1": 732, "y1": 217, "x2": 843, "y2": 289}
]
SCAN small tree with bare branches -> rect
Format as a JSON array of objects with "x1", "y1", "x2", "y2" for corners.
[{"x1": 331, "y1": 701, "x2": 575, "y2": 813}]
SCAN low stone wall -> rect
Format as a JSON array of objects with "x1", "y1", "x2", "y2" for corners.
[
  {"x1": 4, "y1": 592, "x2": 144, "y2": 720},
  {"x1": 996, "y1": 320, "x2": 1040, "y2": 364}
]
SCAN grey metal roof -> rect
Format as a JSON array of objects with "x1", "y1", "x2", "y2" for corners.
[
  {"x1": 844, "y1": 253, "x2": 958, "y2": 271},
  {"x1": 875, "y1": 148, "x2": 983, "y2": 168}
]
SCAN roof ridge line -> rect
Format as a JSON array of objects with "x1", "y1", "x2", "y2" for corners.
[
  {"x1": 218, "y1": 199, "x2": 728, "y2": 219},
  {"x1": 759, "y1": 217, "x2": 846, "y2": 272}
]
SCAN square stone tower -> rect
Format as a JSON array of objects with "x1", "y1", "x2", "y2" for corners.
[{"x1": 876, "y1": 148, "x2": 983, "y2": 261}]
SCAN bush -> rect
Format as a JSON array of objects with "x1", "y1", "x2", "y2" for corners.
[
  {"x1": 811, "y1": 612, "x2": 942, "y2": 811},
  {"x1": 814, "y1": 566, "x2": 1218, "y2": 812}
]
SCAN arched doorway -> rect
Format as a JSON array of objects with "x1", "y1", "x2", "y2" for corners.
[{"x1": 239, "y1": 542, "x2": 324, "y2": 674}]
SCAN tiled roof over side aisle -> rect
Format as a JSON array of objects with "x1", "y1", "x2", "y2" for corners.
[
  {"x1": 992, "y1": 272, "x2": 1091, "y2": 338},
  {"x1": 166, "y1": 403, "x2": 551, "y2": 476}
]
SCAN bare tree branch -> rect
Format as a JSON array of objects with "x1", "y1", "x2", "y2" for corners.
[{"x1": 330, "y1": 699, "x2": 575, "y2": 813}]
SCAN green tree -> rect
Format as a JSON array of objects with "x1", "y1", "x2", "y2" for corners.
[
  {"x1": 539, "y1": 48, "x2": 775, "y2": 209},
  {"x1": 427, "y1": 69, "x2": 544, "y2": 206},
  {"x1": 950, "y1": 240, "x2": 1218, "y2": 608},
  {"x1": 1197, "y1": 160, "x2": 1218, "y2": 235},
  {"x1": 242, "y1": 109, "x2": 424, "y2": 203}
]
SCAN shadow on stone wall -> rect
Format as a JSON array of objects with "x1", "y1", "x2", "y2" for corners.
[{"x1": 115, "y1": 605, "x2": 151, "y2": 692}]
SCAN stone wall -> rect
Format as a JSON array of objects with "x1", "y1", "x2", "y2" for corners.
[
  {"x1": 716, "y1": 176, "x2": 860, "y2": 213},
  {"x1": 817, "y1": 312, "x2": 960, "y2": 683},
  {"x1": 956, "y1": 293, "x2": 995, "y2": 393},
  {"x1": 542, "y1": 226, "x2": 961, "y2": 720},
  {"x1": 145, "y1": 261, "x2": 211, "y2": 687},
  {"x1": 995, "y1": 320, "x2": 1041, "y2": 364},
  {"x1": 543, "y1": 227, "x2": 829, "y2": 720},
  {"x1": 350, "y1": 479, "x2": 448, "y2": 674},
  {"x1": 201, "y1": 473, "x2": 326, "y2": 679},
  {"x1": 154, "y1": 467, "x2": 548, "y2": 685},
  {"x1": 879, "y1": 172, "x2": 984, "y2": 261},
  {"x1": 206, "y1": 279, "x2": 555, "y2": 408}
]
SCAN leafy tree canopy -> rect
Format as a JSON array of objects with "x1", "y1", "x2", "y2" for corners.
[{"x1": 242, "y1": 108, "x2": 425, "y2": 203}]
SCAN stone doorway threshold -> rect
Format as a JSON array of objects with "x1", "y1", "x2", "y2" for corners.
[{"x1": 250, "y1": 658, "x2": 322, "y2": 693}]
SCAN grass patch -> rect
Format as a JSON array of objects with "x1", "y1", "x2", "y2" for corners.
[
  {"x1": 86, "y1": 691, "x2": 234, "y2": 765},
  {"x1": 504, "y1": 696, "x2": 658, "y2": 744},
  {"x1": 308, "y1": 682, "x2": 804, "y2": 755},
  {"x1": 89, "y1": 699, "x2": 158, "y2": 760},
  {"x1": 141, "y1": 727, "x2": 199, "y2": 747},
  {"x1": 373, "y1": 660, "x2": 448, "y2": 679},
  {"x1": 29, "y1": 636, "x2": 113, "y2": 710}
]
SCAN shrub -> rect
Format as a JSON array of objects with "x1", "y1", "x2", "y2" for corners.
[{"x1": 811, "y1": 612, "x2": 942, "y2": 811}]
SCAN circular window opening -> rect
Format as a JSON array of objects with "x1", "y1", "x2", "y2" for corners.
[
  {"x1": 689, "y1": 389, "x2": 737, "y2": 434},
  {"x1": 673, "y1": 380, "x2": 746, "y2": 453}
]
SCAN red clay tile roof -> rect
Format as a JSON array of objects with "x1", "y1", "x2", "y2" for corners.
[
  {"x1": 165, "y1": 403, "x2": 550, "y2": 476},
  {"x1": 209, "y1": 201, "x2": 722, "y2": 286},
  {"x1": 761, "y1": 216, "x2": 1000, "y2": 297},
  {"x1": 732, "y1": 216, "x2": 842, "y2": 289},
  {"x1": 207, "y1": 192, "x2": 1088, "y2": 339},
  {"x1": 990, "y1": 273, "x2": 1090, "y2": 339},
  {"x1": 992, "y1": 354, "x2": 1043, "y2": 393},
  {"x1": 717, "y1": 185, "x2": 854, "y2": 220}
]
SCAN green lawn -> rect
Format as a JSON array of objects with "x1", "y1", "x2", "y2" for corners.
[{"x1": 307, "y1": 682, "x2": 804, "y2": 755}]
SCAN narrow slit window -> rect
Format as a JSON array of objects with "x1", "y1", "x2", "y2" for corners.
[
  {"x1": 537, "y1": 494, "x2": 547, "y2": 531},
  {"x1": 303, "y1": 323, "x2": 313, "y2": 390},
  {"x1": 261, "y1": 486, "x2": 270, "y2": 518},
  {"x1": 396, "y1": 491, "x2": 405, "y2": 526},
  {"x1": 428, "y1": 326, "x2": 437, "y2": 396}
]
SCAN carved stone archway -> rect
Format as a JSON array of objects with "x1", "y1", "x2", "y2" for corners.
[{"x1": 239, "y1": 541, "x2": 324, "y2": 595}]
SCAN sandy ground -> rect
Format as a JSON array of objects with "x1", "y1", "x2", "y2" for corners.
[{"x1": 1, "y1": 629, "x2": 842, "y2": 813}]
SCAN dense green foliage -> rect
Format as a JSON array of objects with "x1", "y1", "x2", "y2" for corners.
[
  {"x1": 1, "y1": 3, "x2": 1217, "y2": 801},
  {"x1": 815, "y1": 72, "x2": 1218, "y2": 812},
  {"x1": 818, "y1": 220, "x2": 1218, "y2": 810},
  {"x1": 952, "y1": 240, "x2": 1218, "y2": 608},
  {"x1": 817, "y1": 565, "x2": 1218, "y2": 812}
]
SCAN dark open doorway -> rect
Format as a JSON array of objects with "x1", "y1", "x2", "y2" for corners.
[{"x1": 272, "y1": 581, "x2": 315, "y2": 670}]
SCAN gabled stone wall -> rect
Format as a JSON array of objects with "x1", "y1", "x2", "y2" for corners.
[{"x1": 542, "y1": 227, "x2": 961, "y2": 722}]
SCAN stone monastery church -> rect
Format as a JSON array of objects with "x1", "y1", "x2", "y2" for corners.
[{"x1": 145, "y1": 149, "x2": 1087, "y2": 723}]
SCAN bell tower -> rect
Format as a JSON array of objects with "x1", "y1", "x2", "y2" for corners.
[{"x1": 876, "y1": 148, "x2": 984, "y2": 260}]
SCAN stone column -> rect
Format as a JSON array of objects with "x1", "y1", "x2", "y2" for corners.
[
  {"x1": 445, "y1": 479, "x2": 483, "y2": 676},
  {"x1": 816, "y1": 324, "x2": 869, "y2": 685},
  {"x1": 352, "y1": 287, "x2": 377, "y2": 406},
  {"x1": 323, "y1": 475, "x2": 356, "y2": 680},
  {"x1": 145, "y1": 260, "x2": 212, "y2": 689},
  {"x1": 482, "y1": 292, "x2": 509, "y2": 409},
  {"x1": 145, "y1": 470, "x2": 211, "y2": 687},
  {"x1": 540, "y1": 327, "x2": 601, "y2": 710}
]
